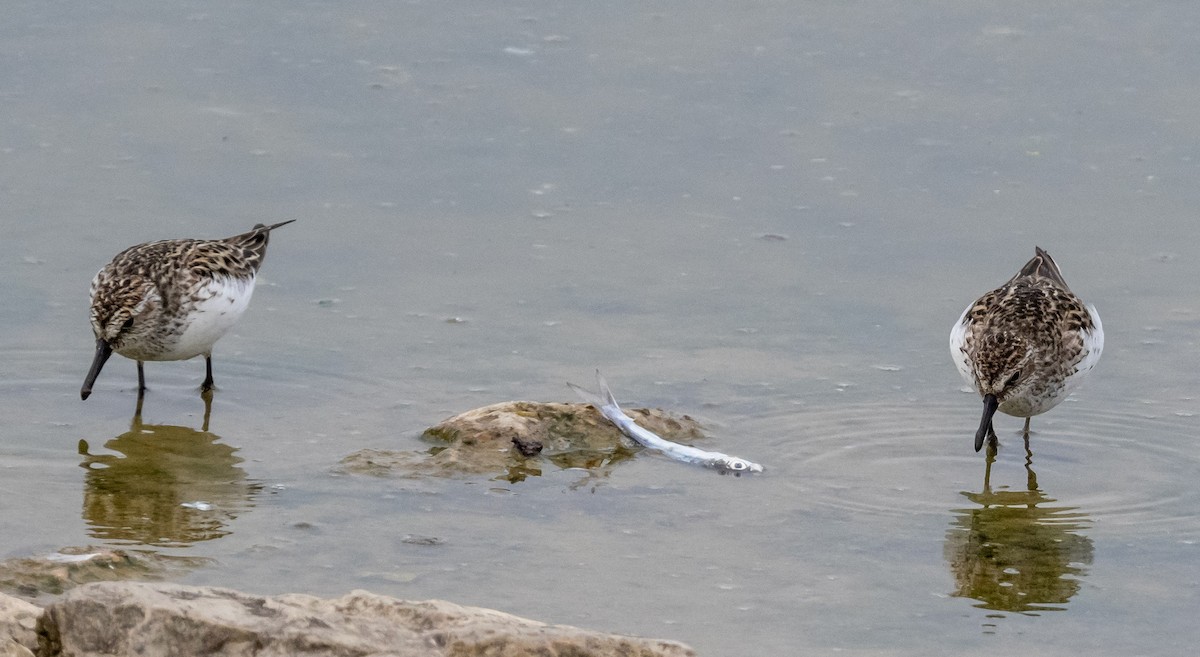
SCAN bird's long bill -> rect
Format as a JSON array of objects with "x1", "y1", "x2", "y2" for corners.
[
  {"x1": 80, "y1": 339, "x2": 113, "y2": 400},
  {"x1": 974, "y1": 393, "x2": 999, "y2": 452}
]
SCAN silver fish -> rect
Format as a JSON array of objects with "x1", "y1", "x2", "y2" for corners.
[{"x1": 568, "y1": 371, "x2": 764, "y2": 475}]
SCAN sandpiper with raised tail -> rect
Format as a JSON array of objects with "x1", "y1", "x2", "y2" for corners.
[
  {"x1": 950, "y1": 247, "x2": 1103, "y2": 452},
  {"x1": 81, "y1": 221, "x2": 294, "y2": 400}
]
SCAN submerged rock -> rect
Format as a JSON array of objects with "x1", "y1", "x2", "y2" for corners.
[
  {"x1": 0, "y1": 547, "x2": 210, "y2": 603},
  {"x1": 337, "y1": 401, "x2": 708, "y2": 481},
  {"x1": 36, "y1": 581, "x2": 695, "y2": 657}
]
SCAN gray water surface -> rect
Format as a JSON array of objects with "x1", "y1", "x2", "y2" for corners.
[{"x1": 3, "y1": 2, "x2": 1200, "y2": 655}]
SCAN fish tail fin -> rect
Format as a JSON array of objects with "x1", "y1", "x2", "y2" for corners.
[
  {"x1": 566, "y1": 370, "x2": 622, "y2": 411},
  {"x1": 594, "y1": 370, "x2": 621, "y2": 410},
  {"x1": 566, "y1": 381, "x2": 604, "y2": 406}
]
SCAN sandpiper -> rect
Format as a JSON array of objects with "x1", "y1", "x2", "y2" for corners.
[
  {"x1": 81, "y1": 221, "x2": 294, "y2": 400},
  {"x1": 949, "y1": 247, "x2": 1103, "y2": 451}
]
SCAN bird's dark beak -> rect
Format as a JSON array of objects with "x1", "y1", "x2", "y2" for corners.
[
  {"x1": 81, "y1": 339, "x2": 113, "y2": 400},
  {"x1": 974, "y1": 393, "x2": 999, "y2": 452}
]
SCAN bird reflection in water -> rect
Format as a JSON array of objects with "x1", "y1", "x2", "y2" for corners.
[
  {"x1": 944, "y1": 437, "x2": 1094, "y2": 618},
  {"x1": 77, "y1": 393, "x2": 262, "y2": 548}
]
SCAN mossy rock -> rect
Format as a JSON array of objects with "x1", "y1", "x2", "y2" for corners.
[{"x1": 337, "y1": 401, "x2": 707, "y2": 482}]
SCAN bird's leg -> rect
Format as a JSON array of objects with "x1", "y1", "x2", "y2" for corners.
[
  {"x1": 200, "y1": 389, "x2": 213, "y2": 432},
  {"x1": 1024, "y1": 432, "x2": 1038, "y2": 491},
  {"x1": 137, "y1": 361, "x2": 146, "y2": 396},
  {"x1": 202, "y1": 354, "x2": 215, "y2": 392},
  {"x1": 132, "y1": 393, "x2": 145, "y2": 428},
  {"x1": 987, "y1": 421, "x2": 999, "y2": 449},
  {"x1": 1022, "y1": 417, "x2": 1031, "y2": 435},
  {"x1": 982, "y1": 441, "x2": 998, "y2": 494}
]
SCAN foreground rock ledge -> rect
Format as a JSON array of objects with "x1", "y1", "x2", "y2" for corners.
[
  {"x1": 0, "y1": 591, "x2": 38, "y2": 656},
  {"x1": 29, "y1": 582, "x2": 694, "y2": 657}
]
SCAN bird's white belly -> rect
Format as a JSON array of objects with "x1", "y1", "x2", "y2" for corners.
[
  {"x1": 157, "y1": 277, "x2": 256, "y2": 361},
  {"x1": 948, "y1": 307, "x2": 974, "y2": 388}
]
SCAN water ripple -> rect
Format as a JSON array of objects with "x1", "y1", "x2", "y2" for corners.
[{"x1": 746, "y1": 399, "x2": 1200, "y2": 537}]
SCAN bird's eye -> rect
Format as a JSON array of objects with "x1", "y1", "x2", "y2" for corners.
[
  {"x1": 1006, "y1": 372, "x2": 1020, "y2": 387},
  {"x1": 120, "y1": 317, "x2": 135, "y2": 331}
]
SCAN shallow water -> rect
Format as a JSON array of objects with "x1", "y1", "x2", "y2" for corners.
[{"x1": 4, "y1": 1, "x2": 1200, "y2": 654}]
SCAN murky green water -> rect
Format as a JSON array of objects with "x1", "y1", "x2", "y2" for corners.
[{"x1": 3, "y1": 2, "x2": 1200, "y2": 654}]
